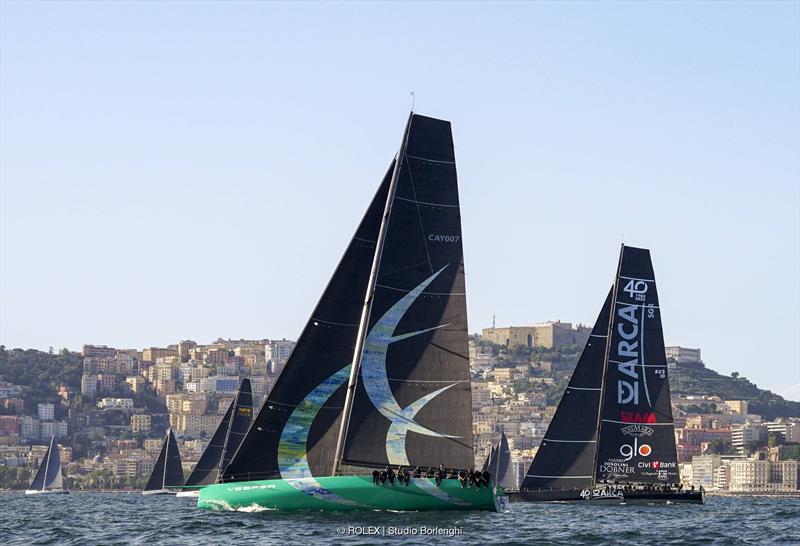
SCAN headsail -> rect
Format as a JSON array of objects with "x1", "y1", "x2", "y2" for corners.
[
  {"x1": 29, "y1": 435, "x2": 62, "y2": 491},
  {"x1": 221, "y1": 163, "x2": 394, "y2": 482},
  {"x1": 341, "y1": 114, "x2": 474, "y2": 471},
  {"x1": 487, "y1": 432, "x2": 516, "y2": 489},
  {"x1": 145, "y1": 429, "x2": 184, "y2": 491},
  {"x1": 522, "y1": 288, "x2": 612, "y2": 490},
  {"x1": 184, "y1": 401, "x2": 234, "y2": 487},
  {"x1": 595, "y1": 245, "x2": 679, "y2": 484},
  {"x1": 220, "y1": 378, "x2": 253, "y2": 472}
]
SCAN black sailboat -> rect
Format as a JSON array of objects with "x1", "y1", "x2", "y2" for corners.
[
  {"x1": 486, "y1": 432, "x2": 516, "y2": 489},
  {"x1": 143, "y1": 428, "x2": 184, "y2": 495},
  {"x1": 25, "y1": 435, "x2": 68, "y2": 495},
  {"x1": 513, "y1": 245, "x2": 703, "y2": 504},
  {"x1": 198, "y1": 113, "x2": 498, "y2": 511},
  {"x1": 178, "y1": 379, "x2": 253, "y2": 497}
]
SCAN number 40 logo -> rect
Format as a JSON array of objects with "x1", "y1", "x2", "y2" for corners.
[{"x1": 623, "y1": 280, "x2": 648, "y2": 299}]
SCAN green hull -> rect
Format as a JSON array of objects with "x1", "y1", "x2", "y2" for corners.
[{"x1": 197, "y1": 476, "x2": 500, "y2": 512}]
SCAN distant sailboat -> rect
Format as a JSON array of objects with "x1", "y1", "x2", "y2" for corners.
[
  {"x1": 513, "y1": 245, "x2": 704, "y2": 504},
  {"x1": 25, "y1": 435, "x2": 68, "y2": 495},
  {"x1": 142, "y1": 429, "x2": 184, "y2": 495},
  {"x1": 486, "y1": 432, "x2": 516, "y2": 489},
  {"x1": 197, "y1": 113, "x2": 499, "y2": 512},
  {"x1": 177, "y1": 379, "x2": 253, "y2": 498}
]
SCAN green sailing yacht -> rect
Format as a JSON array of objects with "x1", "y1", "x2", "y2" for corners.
[{"x1": 197, "y1": 113, "x2": 500, "y2": 512}]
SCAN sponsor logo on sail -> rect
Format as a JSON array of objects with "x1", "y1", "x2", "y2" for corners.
[
  {"x1": 615, "y1": 304, "x2": 640, "y2": 405},
  {"x1": 620, "y1": 411, "x2": 656, "y2": 423},
  {"x1": 621, "y1": 424, "x2": 654, "y2": 437},
  {"x1": 620, "y1": 438, "x2": 651, "y2": 461}
]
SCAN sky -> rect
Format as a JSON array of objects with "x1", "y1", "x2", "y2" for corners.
[{"x1": 1, "y1": 1, "x2": 798, "y2": 401}]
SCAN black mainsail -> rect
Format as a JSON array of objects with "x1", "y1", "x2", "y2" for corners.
[
  {"x1": 28, "y1": 435, "x2": 63, "y2": 492},
  {"x1": 184, "y1": 402, "x2": 233, "y2": 487},
  {"x1": 185, "y1": 379, "x2": 253, "y2": 486},
  {"x1": 487, "y1": 432, "x2": 516, "y2": 489},
  {"x1": 221, "y1": 164, "x2": 394, "y2": 482},
  {"x1": 522, "y1": 288, "x2": 612, "y2": 491},
  {"x1": 220, "y1": 378, "x2": 253, "y2": 472},
  {"x1": 340, "y1": 114, "x2": 474, "y2": 471},
  {"x1": 144, "y1": 429, "x2": 184, "y2": 492},
  {"x1": 595, "y1": 245, "x2": 679, "y2": 484}
]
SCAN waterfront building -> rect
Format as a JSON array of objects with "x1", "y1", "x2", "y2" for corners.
[{"x1": 729, "y1": 459, "x2": 800, "y2": 493}]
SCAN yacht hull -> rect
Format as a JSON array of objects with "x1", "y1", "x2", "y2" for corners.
[
  {"x1": 24, "y1": 489, "x2": 69, "y2": 495},
  {"x1": 142, "y1": 489, "x2": 177, "y2": 496},
  {"x1": 198, "y1": 476, "x2": 500, "y2": 512},
  {"x1": 509, "y1": 487, "x2": 705, "y2": 504},
  {"x1": 176, "y1": 490, "x2": 201, "y2": 498}
]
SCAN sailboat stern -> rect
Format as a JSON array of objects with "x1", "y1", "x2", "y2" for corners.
[{"x1": 197, "y1": 476, "x2": 499, "y2": 512}]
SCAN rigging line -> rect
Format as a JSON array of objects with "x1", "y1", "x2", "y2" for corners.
[{"x1": 387, "y1": 378, "x2": 470, "y2": 383}]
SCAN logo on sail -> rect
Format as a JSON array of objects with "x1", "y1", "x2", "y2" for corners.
[{"x1": 361, "y1": 265, "x2": 460, "y2": 466}]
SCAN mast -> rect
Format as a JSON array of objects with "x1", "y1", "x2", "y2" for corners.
[
  {"x1": 331, "y1": 112, "x2": 413, "y2": 475},
  {"x1": 591, "y1": 244, "x2": 624, "y2": 486},
  {"x1": 162, "y1": 429, "x2": 170, "y2": 490}
]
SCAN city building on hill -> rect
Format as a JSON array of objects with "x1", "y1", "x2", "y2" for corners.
[
  {"x1": 198, "y1": 376, "x2": 239, "y2": 394},
  {"x1": 765, "y1": 418, "x2": 800, "y2": 443},
  {"x1": 130, "y1": 414, "x2": 152, "y2": 434},
  {"x1": 171, "y1": 414, "x2": 223, "y2": 437},
  {"x1": 665, "y1": 346, "x2": 703, "y2": 365},
  {"x1": 37, "y1": 403, "x2": 55, "y2": 421},
  {"x1": 125, "y1": 376, "x2": 146, "y2": 393},
  {"x1": 82, "y1": 344, "x2": 117, "y2": 358},
  {"x1": 481, "y1": 321, "x2": 591, "y2": 350},
  {"x1": 0, "y1": 415, "x2": 20, "y2": 435},
  {"x1": 723, "y1": 400, "x2": 749, "y2": 415},
  {"x1": 97, "y1": 398, "x2": 134, "y2": 410},
  {"x1": 39, "y1": 420, "x2": 68, "y2": 442},
  {"x1": 1, "y1": 398, "x2": 25, "y2": 413},
  {"x1": 732, "y1": 421, "x2": 766, "y2": 454},
  {"x1": 81, "y1": 374, "x2": 98, "y2": 397},
  {"x1": 141, "y1": 347, "x2": 179, "y2": 363}
]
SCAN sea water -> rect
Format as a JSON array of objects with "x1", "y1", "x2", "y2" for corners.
[{"x1": 1, "y1": 493, "x2": 798, "y2": 545}]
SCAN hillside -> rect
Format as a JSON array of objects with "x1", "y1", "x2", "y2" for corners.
[{"x1": 670, "y1": 364, "x2": 799, "y2": 420}]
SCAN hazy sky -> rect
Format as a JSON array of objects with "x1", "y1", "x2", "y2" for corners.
[{"x1": 1, "y1": 2, "x2": 798, "y2": 401}]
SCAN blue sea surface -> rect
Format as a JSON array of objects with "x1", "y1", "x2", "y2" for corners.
[{"x1": 1, "y1": 493, "x2": 798, "y2": 545}]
